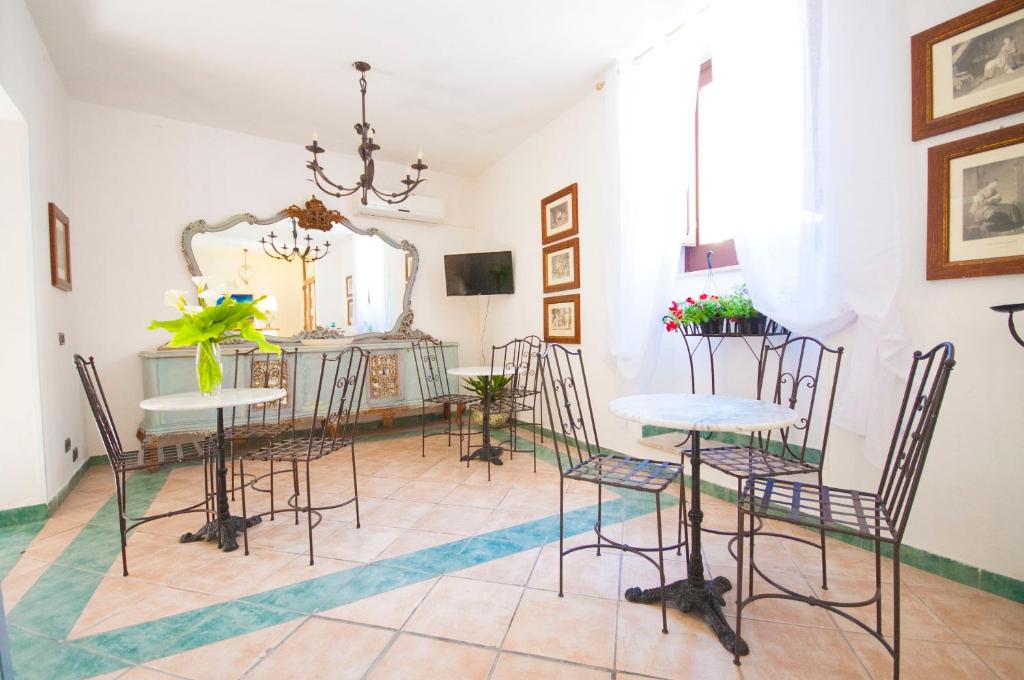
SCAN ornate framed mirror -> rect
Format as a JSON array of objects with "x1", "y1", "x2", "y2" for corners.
[{"x1": 181, "y1": 196, "x2": 428, "y2": 343}]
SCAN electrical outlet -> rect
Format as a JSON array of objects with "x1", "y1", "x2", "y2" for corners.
[
  {"x1": 64, "y1": 437, "x2": 71, "y2": 452},
  {"x1": 58, "y1": 332, "x2": 66, "y2": 346},
  {"x1": 72, "y1": 447, "x2": 79, "y2": 462}
]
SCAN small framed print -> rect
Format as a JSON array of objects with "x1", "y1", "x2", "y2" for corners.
[
  {"x1": 542, "y1": 237, "x2": 580, "y2": 293},
  {"x1": 346, "y1": 297, "x2": 354, "y2": 325},
  {"x1": 541, "y1": 183, "x2": 578, "y2": 245},
  {"x1": 927, "y1": 122, "x2": 1024, "y2": 279},
  {"x1": 48, "y1": 202, "x2": 71, "y2": 291},
  {"x1": 543, "y1": 294, "x2": 581, "y2": 344},
  {"x1": 345, "y1": 275, "x2": 353, "y2": 297},
  {"x1": 912, "y1": 0, "x2": 1024, "y2": 140}
]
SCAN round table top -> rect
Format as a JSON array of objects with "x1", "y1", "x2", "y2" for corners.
[
  {"x1": 447, "y1": 365, "x2": 515, "y2": 377},
  {"x1": 609, "y1": 393, "x2": 798, "y2": 433},
  {"x1": 140, "y1": 387, "x2": 287, "y2": 412}
]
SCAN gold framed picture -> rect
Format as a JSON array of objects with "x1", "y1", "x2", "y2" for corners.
[
  {"x1": 345, "y1": 275, "x2": 353, "y2": 297},
  {"x1": 912, "y1": 0, "x2": 1024, "y2": 140},
  {"x1": 346, "y1": 297, "x2": 354, "y2": 325},
  {"x1": 48, "y1": 202, "x2": 71, "y2": 291},
  {"x1": 542, "y1": 237, "x2": 580, "y2": 293},
  {"x1": 927, "y1": 121, "x2": 1024, "y2": 279},
  {"x1": 543, "y1": 294, "x2": 581, "y2": 344},
  {"x1": 541, "y1": 183, "x2": 578, "y2": 245}
]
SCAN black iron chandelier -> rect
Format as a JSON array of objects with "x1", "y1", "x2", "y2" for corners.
[
  {"x1": 260, "y1": 218, "x2": 331, "y2": 264},
  {"x1": 305, "y1": 61, "x2": 428, "y2": 206}
]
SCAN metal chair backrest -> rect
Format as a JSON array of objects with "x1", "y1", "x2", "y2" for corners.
[
  {"x1": 491, "y1": 335, "x2": 543, "y2": 402},
  {"x1": 228, "y1": 346, "x2": 300, "y2": 433},
  {"x1": 303, "y1": 347, "x2": 369, "y2": 458},
  {"x1": 412, "y1": 338, "x2": 456, "y2": 400},
  {"x1": 753, "y1": 336, "x2": 844, "y2": 468},
  {"x1": 877, "y1": 342, "x2": 955, "y2": 542},
  {"x1": 540, "y1": 344, "x2": 601, "y2": 476},
  {"x1": 74, "y1": 354, "x2": 126, "y2": 472}
]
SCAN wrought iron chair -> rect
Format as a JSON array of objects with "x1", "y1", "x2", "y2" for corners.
[
  {"x1": 733, "y1": 342, "x2": 955, "y2": 679},
  {"x1": 677, "y1": 336, "x2": 844, "y2": 589},
  {"x1": 412, "y1": 337, "x2": 478, "y2": 458},
  {"x1": 238, "y1": 347, "x2": 369, "y2": 564},
  {"x1": 492, "y1": 336, "x2": 544, "y2": 472},
  {"x1": 75, "y1": 354, "x2": 213, "y2": 576},
  {"x1": 218, "y1": 347, "x2": 300, "y2": 517},
  {"x1": 541, "y1": 344, "x2": 683, "y2": 633}
]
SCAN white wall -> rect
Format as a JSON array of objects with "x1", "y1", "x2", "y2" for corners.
[
  {"x1": 0, "y1": 0, "x2": 81, "y2": 509},
  {"x1": 474, "y1": 0, "x2": 1024, "y2": 582},
  {"x1": 69, "y1": 101, "x2": 481, "y2": 461}
]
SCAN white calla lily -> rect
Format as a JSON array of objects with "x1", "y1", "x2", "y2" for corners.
[
  {"x1": 183, "y1": 305, "x2": 202, "y2": 315},
  {"x1": 163, "y1": 289, "x2": 187, "y2": 311},
  {"x1": 198, "y1": 288, "x2": 222, "y2": 306}
]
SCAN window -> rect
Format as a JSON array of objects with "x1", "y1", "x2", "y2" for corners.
[{"x1": 683, "y1": 60, "x2": 739, "y2": 272}]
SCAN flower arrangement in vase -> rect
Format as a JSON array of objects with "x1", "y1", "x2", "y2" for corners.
[
  {"x1": 664, "y1": 285, "x2": 765, "y2": 336},
  {"x1": 149, "y1": 277, "x2": 280, "y2": 395}
]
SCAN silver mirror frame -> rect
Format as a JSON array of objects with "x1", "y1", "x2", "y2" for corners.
[{"x1": 181, "y1": 199, "x2": 431, "y2": 343}]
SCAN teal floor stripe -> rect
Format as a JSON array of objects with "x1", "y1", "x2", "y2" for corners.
[{"x1": 0, "y1": 520, "x2": 47, "y2": 581}]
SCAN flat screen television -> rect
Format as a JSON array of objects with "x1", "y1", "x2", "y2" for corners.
[{"x1": 444, "y1": 251, "x2": 514, "y2": 296}]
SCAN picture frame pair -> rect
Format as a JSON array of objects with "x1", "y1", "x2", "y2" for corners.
[
  {"x1": 541, "y1": 183, "x2": 581, "y2": 343},
  {"x1": 915, "y1": 0, "x2": 1024, "y2": 279}
]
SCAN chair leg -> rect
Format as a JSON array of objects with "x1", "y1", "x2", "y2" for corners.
[
  {"x1": 677, "y1": 462, "x2": 690, "y2": 561},
  {"x1": 291, "y1": 460, "x2": 300, "y2": 525},
  {"x1": 116, "y1": 480, "x2": 129, "y2": 577},
  {"x1": 305, "y1": 459, "x2": 315, "y2": 566},
  {"x1": 269, "y1": 459, "x2": 276, "y2": 521},
  {"x1": 875, "y1": 536, "x2": 883, "y2": 635},
  {"x1": 558, "y1": 476, "x2": 565, "y2": 598},
  {"x1": 747, "y1": 499, "x2": 756, "y2": 601},
  {"x1": 733, "y1": 496, "x2": 746, "y2": 666},
  {"x1": 596, "y1": 479, "x2": 603, "y2": 557},
  {"x1": 351, "y1": 440, "x2": 361, "y2": 529},
  {"x1": 230, "y1": 442, "x2": 236, "y2": 501},
  {"x1": 421, "y1": 403, "x2": 427, "y2": 458},
  {"x1": 818, "y1": 470, "x2": 829, "y2": 590},
  {"x1": 447, "y1": 405, "x2": 452, "y2": 448},
  {"x1": 893, "y1": 543, "x2": 902, "y2": 680},
  {"x1": 656, "y1": 492, "x2": 668, "y2": 635},
  {"x1": 239, "y1": 456, "x2": 250, "y2": 556}
]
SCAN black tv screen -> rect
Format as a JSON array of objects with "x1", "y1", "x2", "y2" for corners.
[{"x1": 444, "y1": 251, "x2": 514, "y2": 296}]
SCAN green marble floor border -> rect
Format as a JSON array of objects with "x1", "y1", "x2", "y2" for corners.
[
  {"x1": 631, "y1": 424, "x2": 1022, "y2": 603},
  {"x1": 6, "y1": 431, "x2": 666, "y2": 679}
]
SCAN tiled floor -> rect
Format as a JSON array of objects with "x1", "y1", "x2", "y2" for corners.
[{"x1": 2, "y1": 428, "x2": 1022, "y2": 679}]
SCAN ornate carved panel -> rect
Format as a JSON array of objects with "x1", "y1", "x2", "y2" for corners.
[
  {"x1": 369, "y1": 352, "x2": 401, "y2": 400},
  {"x1": 252, "y1": 358, "x2": 290, "y2": 409}
]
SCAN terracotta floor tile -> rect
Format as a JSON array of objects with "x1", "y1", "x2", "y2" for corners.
[
  {"x1": 412, "y1": 504, "x2": 492, "y2": 535},
  {"x1": 319, "y1": 577, "x2": 438, "y2": 628},
  {"x1": 528, "y1": 546, "x2": 622, "y2": 600},
  {"x1": 846, "y1": 632, "x2": 997, "y2": 679},
  {"x1": 914, "y1": 586, "x2": 1024, "y2": 647},
  {"x1": 368, "y1": 633, "x2": 495, "y2": 679},
  {"x1": 390, "y1": 480, "x2": 460, "y2": 503},
  {"x1": 733, "y1": 619, "x2": 868, "y2": 679},
  {"x1": 441, "y1": 482, "x2": 511, "y2": 509},
  {"x1": 376, "y1": 529, "x2": 462, "y2": 560},
  {"x1": 246, "y1": 618, "x2": 393, "y2": 680},
  {"x1": 969, "y1": 644, "x2": 1024, "y2": 679},
  {"x1": 404, "y1": 575, "x2": 523, "y2": 646},
  {"x1": 119, "y1": 668, "x2": 180, "y2": 679},
  {"x1": 503, "y1": 588, "x2": 617, "y2": 667},
  {"x1": 1, "y1": 557, "x2": 49, "y2": 612},
  {"x1": 148, "y1": 619, "x2": 301, "y2": 679},
  {"x1": 358, "y1": 498, "x2": 435, "y2": 529},
  {"x1": 314, "y1": 524, "x2": 404, "y2": 562},
  {"x1": 491, "y1": 652, "x2": 611, "y2": 679}
]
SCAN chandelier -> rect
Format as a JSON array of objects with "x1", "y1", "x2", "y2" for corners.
[
  {"x1": 260, "y1": 218, "x2": 331, "y2": 264},
  {"x1": 305, "y1": 61, "x2": 428, "y2": 206}
]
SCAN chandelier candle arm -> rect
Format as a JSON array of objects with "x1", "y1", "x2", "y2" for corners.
[{"x1": 304, "y1": 61, "x2": 428, "y2": 206}]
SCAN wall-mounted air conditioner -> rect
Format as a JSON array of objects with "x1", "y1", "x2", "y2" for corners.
[{"x1": 355, "y1": 194, "x2": 445, "y2": 224}]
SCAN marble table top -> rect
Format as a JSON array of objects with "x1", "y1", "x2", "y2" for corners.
[
  {"x1": 140, "y1": 388, "x2": 287, "y2": 412},
  {"x1": 447, "y1": 365, "x2": 515, "y2": 377},
  {"x1": 609, "y1": 393, "x2": 798, "y2": 433}
]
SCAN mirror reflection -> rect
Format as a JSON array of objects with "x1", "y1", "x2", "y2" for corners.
[{"x1": 191, "y1": 218, "x2": 408, "y2": 338}]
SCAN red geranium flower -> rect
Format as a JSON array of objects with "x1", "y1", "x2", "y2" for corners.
[
  {"x1": 699, "y1": 293, "x2": 708, "y2": 300},
  {"x1": 665, "y1": 320, "x2": 678, "y2": 332},
  {"x1": 685, "y1": 297, "x2": 695, "y2": 304}
]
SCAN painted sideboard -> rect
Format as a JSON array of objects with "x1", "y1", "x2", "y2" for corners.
[{"x1": 137, "y1": 340, "x2": 459, "y2": 446}]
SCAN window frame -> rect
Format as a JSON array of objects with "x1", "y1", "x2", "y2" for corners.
[{"x1": 683, "y1": 59, "x2": 739, "y2": 273}]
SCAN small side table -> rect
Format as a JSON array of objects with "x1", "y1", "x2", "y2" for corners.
[
  {"x1": 448, "y1": 365, "x2": 513, "y2": 467},
  {"x1": 140, "y1": 387, "x2": 286, "y2": 552}
]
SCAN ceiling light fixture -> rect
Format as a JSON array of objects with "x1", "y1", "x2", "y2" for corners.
[
  {"x1": 305, "y1": 61, "x2": 428, "y2": 206},
  {"x1": 260, "y1": 218, "x2": 331, "y2": 264}
]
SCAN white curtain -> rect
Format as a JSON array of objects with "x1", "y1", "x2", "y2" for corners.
[
  {"x1": 352, "y1": 235, "x2": 388, "y2": 332},
  {"x1": 710, "y1": 0, "x2": 910, "y2": 453},
  {"x1": 606, "y1": 30, "x2": 702, "y2": 381}
]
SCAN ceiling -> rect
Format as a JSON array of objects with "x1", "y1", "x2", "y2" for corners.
[{"x1": 27, "y1": 0, "x2": 687, "y2": 176}]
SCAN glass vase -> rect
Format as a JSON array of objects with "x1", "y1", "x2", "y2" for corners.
[{"x1": 195, "y1": 340, "x2": 224, "y2": 396}]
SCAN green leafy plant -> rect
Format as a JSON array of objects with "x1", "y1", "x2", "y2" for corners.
[
  {"x1": 149, "y1": 277, "x2": 280, "y2": 394},
  {"x1": 719, "y1": 285, "x2": 757, "y2": 319},
  {"x1": 462, "y1": 374, "x2": 513, "y2": 400}
]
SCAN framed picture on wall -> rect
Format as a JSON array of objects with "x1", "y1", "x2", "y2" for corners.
[
  {"x1": 345, "y1": 275, "x2": 353, "y2": 297},
  {"x1": 48, "y1": 202, "x2": 71, "y2": 291},
  {"x1": 346, "y1": 297, "x2": 354, "y2": 325},
  {"x1": 927, "y1": 121, "x2": 1024, "y2": 279},
  {"x1": 912, "y1": 0, "x2": 1024, "y2": 140},
  {"x1": 542, "y1": 237, "x2": 580, "y2": 293},
  {"x1": 541, "y1": 183, "x2": 579, "y2": 244},
  {"x1": 543, "y1": 293, "x2": 581, "y2": 344}
]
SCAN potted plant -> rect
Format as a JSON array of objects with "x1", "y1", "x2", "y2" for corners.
[
  {"x1": 150, "y1": 277, "x2": 280, "y2": 395},
  {"x1": 720, "y1": 285, "x2": 766, "y2": 335},
  {"x1": 463, "y1": 374, "x2": 513, "y2": 428},
  {"x1": 665, "y1": 294, "x2": 724, "y2": 335}
]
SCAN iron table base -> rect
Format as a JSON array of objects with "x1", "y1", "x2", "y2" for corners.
[
  {"x1": 462, "y1": 445, "x2": 504, "y2": 465},
  {"x1": 179, "y1": 514, "x2": 262, "y2": 552},
  {"x1": 625, "y1": 575, "x2": 749, "y2": 656}
]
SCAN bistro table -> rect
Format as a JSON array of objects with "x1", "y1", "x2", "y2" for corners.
[
  {"x1": 609, "y1": 393, "x2": 798, "y2": 656},
  {"x1": 448, "y1": 365, "x2": 514, "y2": 466},
  {"x1": 140, "y1": 387, "x2": 286, "y2": 552}
]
